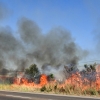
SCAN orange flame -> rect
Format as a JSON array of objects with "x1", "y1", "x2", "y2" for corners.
[
  {"x1": 13, "y1": 74, "x2": 48, "y2": 87},
  {"x1": 40, "y1": 74, "x2": 48, "y2": 86},
  {"x1": 12, "y1": 65, "x2": 100, "y2": 92}
]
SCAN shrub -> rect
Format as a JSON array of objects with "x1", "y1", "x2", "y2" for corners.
[
  {"x1": 25, "y1": 64, "x2": 39, "y2": 77},
  {"x1": 83, "y1": 88, "x2": 98, "y2": 95},
  {"x1": 40, "y1": 86, "x2": 46, "y2": 92}
]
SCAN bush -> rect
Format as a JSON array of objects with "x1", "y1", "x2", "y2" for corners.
[
  {"x1": 25, "y1": 64, "x2": 39, "y2": 77},
  {"x1": 83, "y1": 88, "x2": 98, "y2": 95},
  {"x1": 40, "y1": 86, "x2": 46, "y2": 92}
]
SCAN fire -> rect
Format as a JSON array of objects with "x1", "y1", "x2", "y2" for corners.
[
  {"x1": 12, "y1": 65, "x2": 100, "y2": 93},
  {"x1": 13, "y1": 73, "x2": 100, "y2": 89},
  {"x1": 13, "y1": 74, "x2": 48, "y2": 87},
  {"x1": 40, "y1": 74, "x2": 48, "y2": 86},
  {"x1": 65, "y1": 72, "x2": 82, "y2": 87}
]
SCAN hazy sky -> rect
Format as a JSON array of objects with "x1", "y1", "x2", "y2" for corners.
[{"x1": 0, "y1": 0, "x2": 100, "y2": 64}]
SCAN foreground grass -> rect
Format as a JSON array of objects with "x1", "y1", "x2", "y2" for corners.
[
  {"x1": 0, "y1": 84, "x2": 40, "y2": 92},
  {"x1": 0, "y1": 83, "x2": 100, "y2": 97},
  {"x1": 40, "y1": 82, "x2": 100, "y2": 96}
]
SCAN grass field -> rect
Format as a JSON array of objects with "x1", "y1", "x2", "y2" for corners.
[{"x1": 0, "y1": 82, "x2": 100, "y2": 97}]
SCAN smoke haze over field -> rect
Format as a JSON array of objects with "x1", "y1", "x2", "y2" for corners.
[{"x1": 0, "y1": 17, "x2": 88, "y2": 72}]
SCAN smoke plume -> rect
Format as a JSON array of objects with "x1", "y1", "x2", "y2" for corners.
[
  {"x1": 0, "y1": 17, "x2": 88, "y2": 76},
  {"x1": 18, "y1": 17, "x2": 88, "y2": 68}
]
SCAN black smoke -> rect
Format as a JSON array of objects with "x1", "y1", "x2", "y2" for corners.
[
  {"x1": 18, "y1": 17, "x2": 88, "y2": 68},
  {"x1": 0, "y1": 17, "x2": 88, "y2": 76}
]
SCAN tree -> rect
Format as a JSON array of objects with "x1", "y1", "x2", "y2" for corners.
[
  {"x1": 64, "y1": 65, "x2": 79, "y2": 79},
  {"x1": 47, "y1": 73, "x2": 55, "y2": 81},
  {"x1": 25, "y1": 64, "x2": 39, "y2": 77},
  {"x1": 84, "y1": 63, "x2": 96, "y2": 72},
  {"x1": 48, "y1": 73, "x2": 54, "y2": 78},
  {"x1": 90, "y1": 63, "x2": 96, "y2": 71},
  {"x1": 0, "y1": 68, "x2": 9, "y2": 75}
]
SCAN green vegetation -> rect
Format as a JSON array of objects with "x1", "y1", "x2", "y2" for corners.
[
  {"x1": 48, "y1": 74, "x2": 54, "y2": 78},
  {"x1": 84, "y1": 63, "x2": 96, "y2": 72},
  {"x1": 40, "y1": 86, "x2": 46, "y2": 92},
  {"x1": 25, "y1": 64, "x2": 39, "y2": 77}
]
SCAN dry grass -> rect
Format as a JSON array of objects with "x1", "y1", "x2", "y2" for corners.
[
  {"x1": 40, "y1": 82, "x2": 100, "y2": 96},
  {"x1": 0, "y1": 83, "x2": 100, "y2": 97},
  {"x1": 0, "y1": 84, "x2": 40, "y2": 92}
]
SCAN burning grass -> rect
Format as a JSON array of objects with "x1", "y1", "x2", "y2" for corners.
[
  {"x1": 0, "y1": 82, "x2": 100, "y2": 97},
  {"x1": 0, "y1": 76, "x2": 100, "y2": 97},
  {"x1": 39, "y1": 82, "x2": 100, "y2": 96},
  {"x1": 1, "y1": 64, "x2": 100, "y2": 97}
]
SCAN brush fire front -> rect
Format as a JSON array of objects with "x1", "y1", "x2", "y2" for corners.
[
  {"x1": 14, "y1": 74, "x2": 51, "y2": 86},
  {"x1": 11, "y1": 72, "x2": 100, "y2": 95},
  {"x1": 1, "y1": 64, "x2": 100, "y2": 96},
  {"x1": 12, "y1": 64, "x2": 100, "y2": 92}
]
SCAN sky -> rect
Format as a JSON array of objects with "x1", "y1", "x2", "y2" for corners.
[{"x1": 0, "y1": 0, "x2": 100, "y2": 65}]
